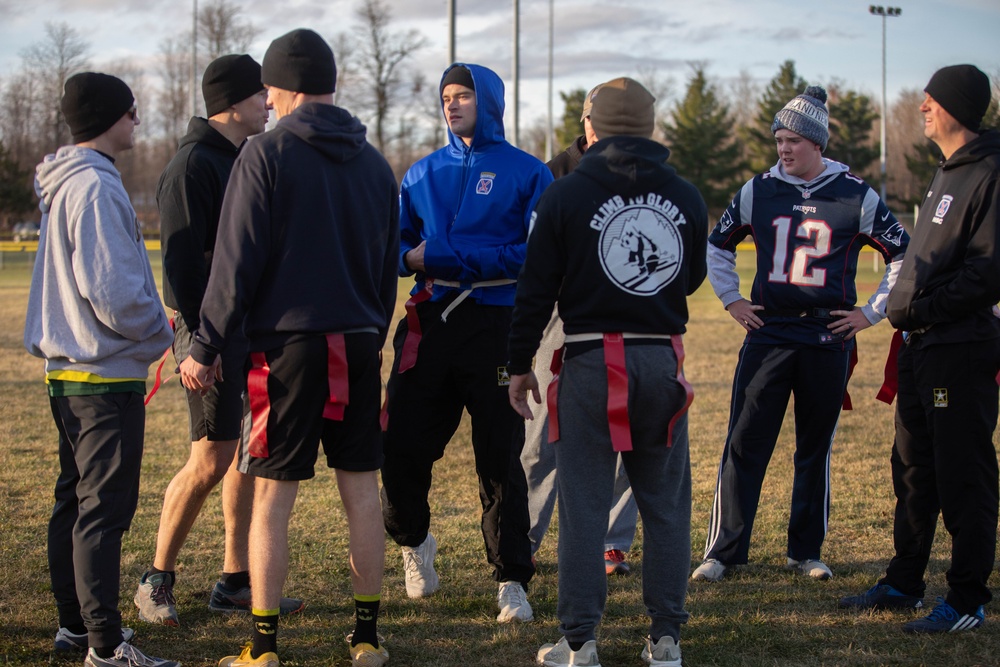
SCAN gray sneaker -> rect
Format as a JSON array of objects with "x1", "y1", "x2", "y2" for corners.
[
  {"x1": 536, "y1": 637, "x2": 601, "y2": 667},
  {"x1": 134, "y1": 572, "x2": 179, "y2": 626},
  {"x1": 691, "y1": 558, "x2": 727, "y2": 582},
  {"x1": 786, "y1": 557, "x2": 832, "y2": 580},
  {"x1": 54, "y1": 627, "x2": 135, "y2": 652},
  {"x1": 84, "y1": 642, "x2": 180, "y2": 667},
  {"x1": 641, "y1": 635, "x2": 682, "y2": 667},
  {"x1": 401, "y1": 532, "x2": 439, "y2": 598},
  {"x1": 208, "y1": 581, "x2": 304, "y2": 615}
]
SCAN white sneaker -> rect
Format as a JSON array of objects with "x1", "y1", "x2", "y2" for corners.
[
  {"x1": 84, "y1": 642, "x2": 180, "y2": 667},
  {"x1": 787, "y1": 557, "x2": 832, "y2": 580},
  {"x1": 691, "y1": 558, "x2": 726, "y2": 582},
  {"x1": 401, "y1": 532, "x2": 440, "y2": 598},
  {"x1": 496, "y1": 581, "x2": 533, "y2": 622},
  {"x1": 54, "y1": 627, "x2": 134, "y2": 652},
  {"x1": 536, "y1": 637, "x2": 601, "y2": 666},
  {"x1": 641, "y1": 635, "x2": 682, "y2": 667}
]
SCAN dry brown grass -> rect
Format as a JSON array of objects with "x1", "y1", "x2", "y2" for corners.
[{"x1": 1, "y1": 254, "x2": 998, "y2": 666}]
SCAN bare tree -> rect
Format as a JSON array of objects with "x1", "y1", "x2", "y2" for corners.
[
  {"x1": 350, "y1": 0, "x2": 428, "y2": 154},
  {"x1": 635, "y1": 63, "x2": 675, "y2": 142},
  {"x1": 0, "y1": 72, "x2": 40, "y2": 168},
  {"x1": 157, "y1": 36, "x2": 193, "y2": 149},
  {"x1": 198, "y1": 0, "x2": 258, "y2": 62},
  {"x1": 20, "y1": 22, "x2": 90, "y2": 153}
]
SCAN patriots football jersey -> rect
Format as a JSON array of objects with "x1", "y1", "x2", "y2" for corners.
[{"x1": 709, "y1": 168, "x2": 908, "y2": 346}]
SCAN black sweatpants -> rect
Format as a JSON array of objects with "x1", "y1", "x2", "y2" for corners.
[
  {"x1": 381, "y1": 298, "x2": 534, "y2": 585},
  {"x1": 882, "y1": 337, "x2": 1000, "y2": 614},
  {"x1": 48, "y1": 391, "x2": 144, "y2": 651},
  {"x1": 704, "y1": 343, "x2": 850, "y2": 565}
]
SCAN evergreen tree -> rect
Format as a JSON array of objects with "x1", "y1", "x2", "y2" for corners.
[
  {"x1": 554, "y1": 88, "x2": 586, "y2": 150},
  {"x1": 661, "y1": 66, "x2": 745, "y2": 213},
  {"x1": 903, "y1": 139, "x2": 942, "y2": 208},
  {"x1": 742, "y1": 60, "x2": 805, "y2": 174},
  {"x1": 825, "y1": 89, "x2": 879, "y2": 179}
]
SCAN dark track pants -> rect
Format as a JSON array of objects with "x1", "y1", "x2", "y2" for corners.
[
  {"x1": 48, "y1": 392, "x2": 144, "y2": 651},
  {"x1": 381, "y1": 299, "x2": 534, "y2": 585},
  {"x1": 704, "y1": 343, "x2": 849, "y2": 565},
  {"x1": 882, "y1": 338, "x2": 1000, "y2": 614}
]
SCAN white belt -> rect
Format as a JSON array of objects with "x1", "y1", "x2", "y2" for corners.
[
  {"x1": 563, "y1": 332, "x2": 672, "y2": 343},
  {"x1": 430, "y1": 278, "x2": 516, "y2": 321}
]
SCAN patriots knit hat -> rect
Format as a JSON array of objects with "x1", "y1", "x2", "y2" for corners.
[
  {"x1": 61, "y1": 72, "x2": 134, "y2": 144},
  {"x1": 203, "y1": 54, "x2": 263, "y2": 117},
  {"x1": 440, "y1": 65, "x2": 475, "y2": 94},
  {"x1": 588, "y1": 77, "x2": 655, "y2": 140},
  {"x1": 772, "y1": 85, "x2": 829, "y2": 151},
  {"x1": 580, "y1": 83, "x2": 603, "y2": 122},
  {"x1": 924, "y1": 64, "x2": 992, "y2": 132},
  {"x1": 262, "y1": 28, "x2": 336, "y2": 94}
]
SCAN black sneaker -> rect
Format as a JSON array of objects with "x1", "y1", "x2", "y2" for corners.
[
  {"x1": 904, "y1": 597, "x2": 985, "y2": 634},
  {"x1": 54, "y1": 627, "x2": 135, "y2": 652},
  {"x1": 838, "y1": 583, "x2": 923, "y2": 610},
  {"x1": 208, "y1": 582, "x2": 304, "y2": 615}
]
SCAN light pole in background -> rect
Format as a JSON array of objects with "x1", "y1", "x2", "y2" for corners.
[
  {"x1": 868, "y1": 5, "x2": 902, "y2": 202},
  {"x1": 192, "y1": 0, "x2": 198, "y2": 118}
]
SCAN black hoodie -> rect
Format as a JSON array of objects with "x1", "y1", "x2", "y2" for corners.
[
  {"x1": 508, "y1": 136, "x2": 708, "y2": 374},
  {"x1": 158, "y1": 117, "x2": 240, "y2": 331},
  {"x1": 886, "y1": 130, "x2": 1000, "y2": 346},
  {"x1": 191, "y1": 102, "x2": 400, "y2": 363}
]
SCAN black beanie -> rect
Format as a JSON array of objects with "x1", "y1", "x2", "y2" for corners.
[
  {"x1": 440, "y1": 66, "x2": 474, "y2": 95},
  {"x1": 924, "y1": 64, "x2": 992, "y2": 132},
  {"x1": 262, "y1": 29, "x2": 336, "y2": 95},
  {"x1": 61, "y1": 72, "x2": 134, "y2": 144},
  {"x1": 203, "y1": 54, "x2": 263, "y2": 117}
]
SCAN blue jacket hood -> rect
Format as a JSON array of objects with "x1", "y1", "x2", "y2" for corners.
[{"x1": 440, "y1": 63, "x2": 505, "y2": 152}]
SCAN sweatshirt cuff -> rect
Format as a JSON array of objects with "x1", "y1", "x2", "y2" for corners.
[
  {"x1": 189, "y1": 339, "x2": 220, "y2": 366},
  {"x1": 508, "y1": 359, "x2": 533, "y2": 376}
]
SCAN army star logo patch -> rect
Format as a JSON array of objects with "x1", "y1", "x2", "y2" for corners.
[
  {"x1": 497, "y1": 366, "x2": 511, "y2": 386},
  {"x1": 933, "y1": 388, "x2": 948, "y2": 408}
]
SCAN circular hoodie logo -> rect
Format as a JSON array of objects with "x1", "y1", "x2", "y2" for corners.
[{"x1": 599, "y1": 204, "x2": 683, "y2": 295}]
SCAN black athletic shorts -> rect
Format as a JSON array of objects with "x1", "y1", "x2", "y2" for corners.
[
  {"x1": 237, "y1": 332, "x2": 383, "y2": 481},
  {"x1": 173, "y1": 315, "x2": 247, "y2": 442}
]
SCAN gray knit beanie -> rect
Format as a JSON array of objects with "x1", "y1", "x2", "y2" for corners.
[{"x1": 772, "y1": 85, "x2": 829, "y2": 151}]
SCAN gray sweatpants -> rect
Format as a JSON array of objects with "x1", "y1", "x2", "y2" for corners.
[
  {"x1": 521, "y1": 309, "x2": 638, "y2": 555},
  {"x1": 554, "y1": 343, "x2": 691, "y2": 644}
]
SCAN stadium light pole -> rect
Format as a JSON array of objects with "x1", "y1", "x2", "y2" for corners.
[
  {"x1": 869, "y1": 5, "x2": 902, "y2": 202},
  {"x1": 545, "y1": 0, "x2": 553, "y2": 161},
  {"x1": 447, "y1": 0, "x2": 455, "y2": 65},
  {"x1": 512, "y1": 0, "x2": 520, "y2": 147},
  {"x1": 192, "y1": 0, "x2": 198, "y2": 118}
]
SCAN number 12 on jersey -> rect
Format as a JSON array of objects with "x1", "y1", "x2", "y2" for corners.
[{"x1": 767, "y1": 216, "x2": 832, "y2": 287}]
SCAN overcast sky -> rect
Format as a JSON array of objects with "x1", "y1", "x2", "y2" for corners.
[{"x1": 1, "y1": 0, "x2": 998, "y2": 131}]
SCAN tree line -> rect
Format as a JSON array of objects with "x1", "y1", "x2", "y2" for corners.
[{"x1": 1, "y1": 0, "x2": 997, "y2": 230}]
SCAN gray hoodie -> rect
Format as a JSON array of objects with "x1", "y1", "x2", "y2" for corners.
[{"x1": 24, "y1": 146, "x2": 173, "y2": 379}]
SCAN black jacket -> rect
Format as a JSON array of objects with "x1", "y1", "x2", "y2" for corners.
[
  {"x1": 158, "y1": 117, "x2": 240, "y2": 331},
  {"x1": 886, "y1": 130, "x2": 1000, "y2": 346},
  {"x1": 191, "y1": 103, "x2": 400, "y2": 363},
  {"x1": 546, "y1": 135, "x2": 588, "y2": 179},
  {"x1": 508, "y1": 137, "x2": 708, "y2": 374}
]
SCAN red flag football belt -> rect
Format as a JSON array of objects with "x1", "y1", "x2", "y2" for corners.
[
  {"x1": 546, "y1": 333, "x2": 692, "y2": 451},
  {"x1": 397, "y1": 278, "x2": 516, "y2": 373},
  {"x1": 247, "y1": 334, "x2": 349, "y2": 459},
  {"x1": 144, "y1": 315, "x2": 176, "y2": 405}
]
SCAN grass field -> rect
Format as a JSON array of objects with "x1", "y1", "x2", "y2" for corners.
[{"x1": 1, "y1": 253, "x2": 998, "y2": 667}]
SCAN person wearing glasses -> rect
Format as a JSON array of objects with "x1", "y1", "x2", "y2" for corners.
[{"x1": 24, "y1": 72, "x2": 177, "y2": 667}]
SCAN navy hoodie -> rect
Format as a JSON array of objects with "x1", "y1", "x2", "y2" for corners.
[{"x1": 191, "y1": 102, "x2": 400, "y2": 363}]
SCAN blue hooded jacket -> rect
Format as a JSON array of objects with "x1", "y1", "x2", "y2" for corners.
[{"x1": 398, "y1": 63, "x2": 553, "y2": 306}]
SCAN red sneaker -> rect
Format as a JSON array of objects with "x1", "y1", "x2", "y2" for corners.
[{"x1": 604, "y1": 549, "x2": 630, "y2": 576}]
